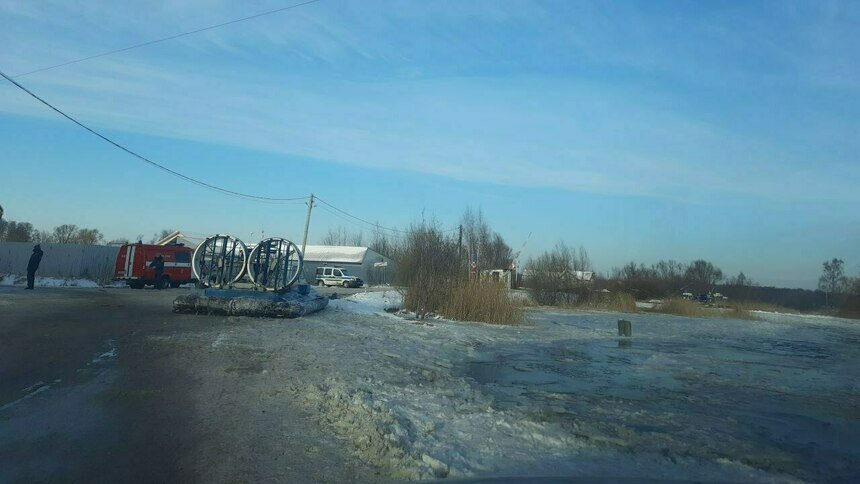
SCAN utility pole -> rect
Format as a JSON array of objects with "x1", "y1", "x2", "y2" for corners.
[
  {"x1": 299, "y1": 193, "x2": 315, "y2": 284},
  {"x1": 301, "y1": 193, "x2": 314, "y2": 256},
  {"x1": 457, "y1": 224, "x2": 463, "y2": 261}
]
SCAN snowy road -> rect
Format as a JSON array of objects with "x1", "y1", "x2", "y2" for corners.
[{"x1": 275, "y1": 292, "x2": 858, "y2": 481}]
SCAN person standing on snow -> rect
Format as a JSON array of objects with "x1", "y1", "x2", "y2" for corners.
[
  {"x1": 150, "y1": 254, "x2": 165, "y2": 289},
  {"x1": 26, "y1": 244, "x2": 44, "y2": 290}
]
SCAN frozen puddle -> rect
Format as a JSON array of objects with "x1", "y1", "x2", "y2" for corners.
[
  {"x1": 286, "y1": 293, "x2": 859, "y2": 481},
  {"x1": 91, "y1": 339, "x2": 117, "y2": 364}
]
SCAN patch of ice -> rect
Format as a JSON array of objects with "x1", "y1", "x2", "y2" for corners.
[{"x1": 278, "y1": 300, "x2": 857, "y2": 482}]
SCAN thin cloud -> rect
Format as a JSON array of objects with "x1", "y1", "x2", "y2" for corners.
[{"x1": 1, "y1": 0, "x2": 857, "y2": 205}]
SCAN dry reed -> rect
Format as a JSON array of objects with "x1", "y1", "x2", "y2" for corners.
[{"x1": 440, "y1": 279, "x2": 524, "y2": 325}]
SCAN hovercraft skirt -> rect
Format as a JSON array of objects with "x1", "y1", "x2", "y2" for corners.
[{"x1": 173, "y1": 289, "x2": 328, "y2": 318}]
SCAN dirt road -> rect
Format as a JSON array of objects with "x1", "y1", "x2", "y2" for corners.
[{"x1": 0, "y1": 286, "x2": 375, "y2": 482}]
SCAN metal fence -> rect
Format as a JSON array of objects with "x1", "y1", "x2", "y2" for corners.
[{"x1": 0, "y1": 242, "x2": 120, "y2": 284}]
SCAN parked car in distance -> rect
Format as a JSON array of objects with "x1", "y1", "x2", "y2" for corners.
[
  {"x1": 315, "y1": 266, "x2": 363, "y2": 288},
  {"x1": 114, "y1": 242, "x2": 196, "y2": 289}
]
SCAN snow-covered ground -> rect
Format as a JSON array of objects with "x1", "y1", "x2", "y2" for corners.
[
  {"x1": 266, "y1": 291, "x2": 859, "y2": 481},
  {"x1": 0, "y1": 274, "x2": 102, "y2": 288}
]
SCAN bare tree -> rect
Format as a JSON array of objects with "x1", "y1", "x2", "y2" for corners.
[
  {"x1": 653, "y1": 260, "x2": 685, "y2": 282},
  {"x1": 74, "y1": 228, "x2": 104, "y2": 245},
  {"x1": 320, "y1": 226, "x2": 365, "y2": 246},
  {"x1": 52, "y1": 224, "x2": 79, "y2": 244},
  {"x1": 613, "y1": 262, "x2": 656, "y2": 282},
  {"x1": 684, "y1": 260, "x2": 724, "y2": 288},
  {"x1": 850, "y1": 276, "x2": 860, "y2": 296},
  {"x1": 818, "y1": 258, "x2": 846, "y2": 307},
  {"x1": 572, "y1": 245, "x2": 592, "y2": 272},
  {"x1": 727, "y1": 272, "x2": 754, "y2": 286},
  {"x1": 368, "y1": 225, "x2": 398, "y2": 259},
  {"x1": 33, "y1": 230, "x2": 54, "y2": 243},
  {"x1": 461, "y1": 208, "x2": 512, "y2": 270}
]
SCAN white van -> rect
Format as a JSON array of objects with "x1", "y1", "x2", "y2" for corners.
[{"x1": 315, "y1": 266, "x2": 364, "y2": 288}]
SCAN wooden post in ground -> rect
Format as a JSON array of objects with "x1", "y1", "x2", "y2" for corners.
[{"x1": 617, "y1": 319, "x2": 632, "y2": 337}]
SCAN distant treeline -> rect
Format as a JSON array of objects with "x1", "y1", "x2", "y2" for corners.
[
  {"x1": 594, "y1": 259, "x2": 729, "y2": 298},
  {"x1": 0, "y1": 215, "x2": 171, "y2": 246},
  {"x1": 0, "y1": 219, "x2": 106, "y2": 245}
]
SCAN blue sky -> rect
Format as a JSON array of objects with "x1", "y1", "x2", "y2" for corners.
[{"x1": 0, "y1": 0, "x2": 858, "y2": 288}]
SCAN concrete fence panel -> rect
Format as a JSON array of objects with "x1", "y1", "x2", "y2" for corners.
[{"x1": 0, "y1": 242, "x2": 120, "y2": 284}]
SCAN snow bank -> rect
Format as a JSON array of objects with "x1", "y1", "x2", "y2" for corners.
[
  {"x1": 0, "y1": 274, "x2": 100, "y2": 288},
  {"x1": 752, "y1": 310, "x2": 858, "y2": 326},
  {"x1": 328, "y1": 290, "x2": 403, "y2": 314}
]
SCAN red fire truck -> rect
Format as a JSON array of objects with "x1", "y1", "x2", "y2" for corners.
[{"x1": 114, "y1": 243, "x2": 196, "y2": 289}]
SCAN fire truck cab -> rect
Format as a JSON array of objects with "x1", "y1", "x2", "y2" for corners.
[{"x1": 114, "y1": 243, "x2": 195, "y2": 289}]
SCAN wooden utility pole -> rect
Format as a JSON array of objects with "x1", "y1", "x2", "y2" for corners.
[
  {"x1": 457, "y1": 224, "x2": 463, "y2": 261},
  {"x1": 301, "y1": 193, "x2": 314, "y2": 256}
]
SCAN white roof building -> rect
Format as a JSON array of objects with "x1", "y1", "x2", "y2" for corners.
[
  {"x1": 154, "y1": 231, "x2": 206, "y2": 247},
  {"x1": 301, "y1": 245, "x2": 372, "y2": 264}
]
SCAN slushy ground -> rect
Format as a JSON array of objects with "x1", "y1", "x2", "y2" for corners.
[
  {"x1": 286, "y1": 292, "x2": 859, "y2": 481},
  {"x1": 2, "y1": 287, "x2": 856, "y2": 482}
]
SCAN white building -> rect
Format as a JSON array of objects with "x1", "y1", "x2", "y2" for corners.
[
  {"x1": 301, "y1": 245, "x2": 395, "y2": 285},
  {"x1": 153, "y1": 231, "x2": 206, "y2": 247}
]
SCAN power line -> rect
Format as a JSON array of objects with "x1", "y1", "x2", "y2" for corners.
[
  {"x1": 315, "y1": 195, "x2": 459, "y2": 235},
  {"x1": 12, "y1": 0, "x2": 324, "y2": 78},
  {"x1": 314, "y1": 196, "x2": 411, "y2": 234},
  {"x1": 0, "y1": 69, "x2": 308, "y2": 203},
  {"x1": 316, "y1": 203, "x2": 410, "y2": 239},
  {"x1": 1, "y1": 71, "x2": 458, "y2": 231}
]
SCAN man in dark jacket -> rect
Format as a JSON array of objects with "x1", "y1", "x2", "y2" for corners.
[
  {"x1": 150, "y1": 255, "x2": 165, "y2": 289},
  {"x1": 26, "y1": 244, "x2": 44, "y2": 290}
]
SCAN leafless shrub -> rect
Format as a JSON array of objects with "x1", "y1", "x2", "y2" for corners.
[
  {"x1": 524, "y1": 242, "x2": 591, "y2": 305},
  {"x1": 441, "y1": 279, "x2": 523, "y2": 325},
  {"x1": 397, "y1": 216, "x2": 524, "y2": 325},
  {"x1": 398, "y1": 221, "x2": 461, "y2": 317},
  {"x1": 460, "y1": 207, "x2": 512, "y2": 270}
]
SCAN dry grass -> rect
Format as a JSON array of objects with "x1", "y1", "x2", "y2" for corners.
[
  {"x1": 721, "y1": 307, "x2": 759, "y2": 320},
  {"x1": 439, "y1": 280, "x2": 524, "y2": 325},
  {"x1": 658, "y1": 298, "x2": 708, "y2": 317},
  {"x1": 403, "y1": 277, "x2": 453, "y2": 318},
  {"x1": 577, "y1": 292, "x2": 637, "y2": 312},
  {"x1": 650, "y1": 298, "x2": 758, "y2": 320},
  {"x1": 728, "y1": 300, "x2": 795, "y2": 314}
]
